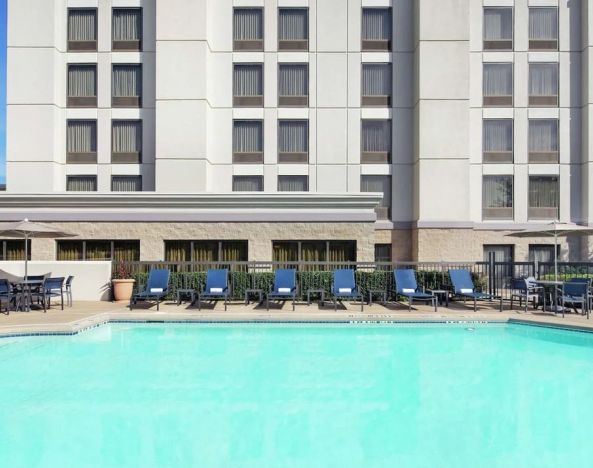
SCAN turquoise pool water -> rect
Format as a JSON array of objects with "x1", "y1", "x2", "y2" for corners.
[{"x1": 0, "y1": 323, "x2": 592, "y2": 467}]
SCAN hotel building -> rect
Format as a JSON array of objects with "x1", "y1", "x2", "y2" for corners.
[{"x1": 2, "y1": 0, "x2": 592, "y2": 264}]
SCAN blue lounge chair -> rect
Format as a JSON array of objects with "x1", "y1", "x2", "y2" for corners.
[
  {"x1": 449, "y1": 269, "x2": 502, "y2": 312},
  {"x1": 394, "y1": 269, "x2": 437, "y2": 311},
  {"x1": 266, "y1": 269, "x2": 297, "y2": 311},
  {"x1": 331, "y1": 269, "x2": 364, "y2": 311},
  {"x1": 197, "y1": 269, "x2": 230, "y2": 311},
  {"x1": 130, "y1": 269, "x2": 170, "y2": 311},
  {"x1": 560, "y1": 281, "x2": 589, "y2": 318}
]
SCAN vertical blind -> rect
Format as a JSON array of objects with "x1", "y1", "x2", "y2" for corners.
[
  {"x1": 278, "y1": 121, "x2": 308, "y2": 153},
  {"x1": 165, "y1": 241, "x2": 248, "y2": 262},
  {"x1": 233, "y1": 176, "x2": 263, "y2": 192},
  {"x1": 362, "y1": 120, "x2": 391, "y2": 152},
  {"x1": 272, "y1": 241, "x2": 356, "y2": 263},
  {"x1": 113, "y1": 9, "x2": 142, "y2": 41},
  {"x1": 113, "y1": 65, "x2": 142, "y2": 97},
  {"x1": 529, "y1": 8, "x2": 558, "y2": 40},
  {"x1": 68, "y1": 65, "x2": 96, "y2": 97},
  {"x1": 529, "y1": 63, "x2": 558, "y2": 96},
  {"x1": 233, "y1": 121, "x2": 263, "y2": 152},
  {"x1": 165, "y1": 241, "x2": 191, "y2": 262},
  {"x1": 483, "y1": 8, "x2": 513, "y2": 40},
  {"x1": 67, "y1": 121, "x2": 97, "y2": 153},
  {"x1": 529, "y1": 245, "x2": 556, "y2": 263},
  {"x1": 57, "y1": 240, "x2": 139, "y2": 261},
  {"x1": 529, "y1": 120, "x2": 558, "y2": 151},
  {"x1": 233, "y1": 65, "x2": 263, "y2": 96},
  {"x1": 361, "y1": 175, "x2": 391, "y2": 209},
  {"x1": 112, "y1": 176, "x2": 142, "y2": 192},
  {"x1": 67, "y1": 176, "x2": 97, "y2": 191},
  {"x1": 483, "y1": 245, "x2": 513, "y2": 263},
  {"x1": 234, "y1": 9, "x2": 263, "y2": 40},
  {"x1": 483, "y1": 63, "x2": 513, "y2": 96},
  {"x1": 362, "y1": 64, "x2": 392, "y2": 96},
  {"x1": 278, "y1": 176, "x2": 308, "y2": 192},
  {"x1": 483, "y1": 120, "x2": 512, "y2": 152},
  {"x1": 68, "y1": 9, "x2": 96, "y2": 41},
  {"x1": 1, "y1": 240, "x2": 30, "y2": 261},
  {"x1": 529, "y1": 176, "x2": 559, "y2": 208},
  {"x1": 483, "y1": 176, "x2": 513, "y2": 208},
  {"x1": 113, "y1": 241, "x2": 140, "y2": 261},
  {"x1": 112, "y1": 121, "x2": 142, "y2": 153},
  {"x1": 278, "y1": 9, "x2": 308, "y2": 40},
  {"x1": 362, "y1": 8, "x2": 391, "y2": 40},
  {"x1": 278, "y1": 65, "x2": 308, "y2": 96}
]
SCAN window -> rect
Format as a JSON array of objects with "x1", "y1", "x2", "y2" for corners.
[
  {"x1": 529, "y1": 8, "x2": 558, "y2": 50},
  {"x1": 362, "y1": 64, "x2": 392, "y2": 106},
  {"x1": 529, "y1": 176, "x2": 559, "y2": 220},
  {"x1": 483, "y1": 63, "x2": 513, "y2": 107},
  {"x1": 482, "y1": 120, "x2": 513, "y2": 163},
  {"x1": 112, "y1": 8, "x2": 142, "y2": 51},
  {"x1": 67, "y1": 120, "x2": 97, "y2": 164},
  {"x1": 57, "y1": 240, "x2": 140, "y2": 261},
  {"x1": 361, "y1": 175, "x2": 391, "y2": 220},
  {"x1": 66, "y1": 176, "x2": 97, "y2": 192},
  {"x1": 361, "y1": 120, "x2": 392, "y2": 164},
  {"x1": 278, "y1": 8, "x2": 308, "y2": 50},
  {"x1": 0, "y1": 240, "x2": 31, "y2": 261},
  {"x1": 278, "y1": 120, "x2": 308, "y2": 163},
  {"x1": 374, "y1": 244, "x2": 392, "y2": 263},
  {"x1": 483, "y1": 245, "x2": 513, "y2": 262},
  {"x1": 482, "y1": 176, "x2": 513, "y2": 220},
  {"x1": 278, "y1": 64, "x2": 308, "y2": 107},
  {"x1": 112, "y1": 176, "x2": 142, "y2": 192},
  {"x1": 483, "y1": 8, "x2": 513, "y2": 50},
  {"x1": 233, "y1": 120, "x2": 263, "y2": 163},
  {"x1": 67, "y1": 64, "x2": 97, "y2": 107},
  {"x1": 529, "y1": 244, "x2": 559, "y2": 263},
  {"x1": 278, "y1": 175, "x2": 308, "y2": 192},
  {"x1": 362, "y1": 8, "x2": 392, "y2": 51},
  {"x1": 529, "y1": 63, "x2": 558, "y2": 107},
  {"x1": 233, "y1": 64, "x2": 264, "y2": 107},
  {"x1": 68, "y1": 9, "x2": 97, "y2": 51},
  {"x1": 112, "y1": 64, "x2": 142, "y2": 107},
  {"x1": 112, "y1": 120, "x2": 142, "y2": 163},
  {"x1": 272, "y1": 241, "x2": 356, "y2": 264},
  {"x1": 233, "y1": 176, "x2": 263, "y2": 192},
  {"x1": 233, "y1": 8, "x2": 263, "y2": 51},
  {"x1": 164, "y1": 240, "x2": 248, "y2": 262},
  {"x1": 529, "y1": 119, "x2": 559, "y2": 163}
]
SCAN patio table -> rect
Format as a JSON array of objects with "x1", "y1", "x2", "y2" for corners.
[
  {"x1": 534, "y1": 280, "x2": 565, "y2": 317},
  {"x1": 12, "y1": 279, "x2": 44, "y2": 312}
]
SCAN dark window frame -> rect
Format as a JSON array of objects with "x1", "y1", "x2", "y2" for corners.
[
  {"x1": 0, "y1": 240, "x2": 31, "y2": 261},
  {"x1": 163, "y1": 240, "x2": 249, "y2": 262},
  {"x1": 112, "y1": 7, "x2": 143, "y2": 51},
  {"x1": 67, "y1": 7, "x2": 98, "y2": 52},
  {"x1": 56, "y1": 239, "x2": 140, "y2": 261},
  {"x1": 272, "y1": 240, "x2": 357, "y2": 263}
]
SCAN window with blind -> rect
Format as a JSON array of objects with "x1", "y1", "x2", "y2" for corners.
[
  {"x1": 278, "y1": 8, "x2": 308, "y2": 50},
  {"x1": 164, "y1": 241, "x2": 248, "y2": 263},
  {"x1": 529, "y1": 119, "x2": 559, "y2": 163},
  {"x1": 112, "y1": 176, "x2": 142, "y2": 192},
  {"x1": 362, "y1": 8, "x2": 392, "y2": 51},
  {"x1": 278, "y1": 175, "x2": 308, "y2": 192},
  {"x1": 361, "y1": 175, "x2": 391, "y2": 220},
  {"x1": 232, "y1": 176, "x2": 263, "y2": 192},
  {"x1": 67, "y1": 120, "x2": 97, "y2": 164},
  {"x1": 483, "y1": 63, "x2": 513, "y2": 107},
  {"x1": 0, "y1": 240, "x2": 31, "y2": 261},
  {"x1": 361, "y1": 120, "x2": 391, "y2": 163},
  {"x1": 483, "y1": 245, "x2": 513, "y2": 263},
  {"x1": 529, "y1": 176, "x2": 559, "y2": 220},
  {"x1": 482, "y1": 175, "x2": 513, "y2": 220},
  {"x1": 278, "y1": 64, "x2": 308, "y2": 107},
  {"x1": 529, "y1": 63, "x2": 558, "y2": 107},
  {"x1": 57, "y1": 240, "x2": 140, "y2": 261},
  {"x1": 67, "y1": 64, "x2": 97, "y2": 107},
  {"x1": 233, "y1": 120, "x2": 263, "y2": 163},
  {"x1": 112, "y1": 120, "x2": 142, "y2": 164},
  {"x1": 278, "y1": 120, "x2": 308, "y2": 163},
  {"x1": 112, "y1": 64, "x2": 142, "y2": 107},
  {"x1": 233, "y1": 64, "x2": 264, "y2": 107},
  {"x1": 483, "y1": 8, "x2": 513, "y2": 50},
  {"x1": 112, "y1": 8, "x2": 142, "y2": 51},
  {"x1": 233, "y1": 8, "x2": 263, "y2": 51},
  {"x1": 529, "y1": 244, "x2": 558, "y2": 264},
  {"x1": 482, "y1": 120, "x2": 513, "y2": 163},
  {"x1": 66, "y1": 176, "x2": 97, "y2": 192},
  {"x1": 68, "y1": 9, "x2": 97, "y2": 51},
  {"x1": 272, "y1": 241, "x2": 356, "y2": 265},
  {"x1": 529, "y1": 8, "x2": 558, "y2": 50},
  {"x1": 374, "y1": 244, "x2": 392, "y2": 263},
  {"x1": 362, "y1": 64, "x2": 392, "y2": 107}
]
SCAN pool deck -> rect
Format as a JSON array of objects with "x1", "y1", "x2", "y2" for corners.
[{"x1": 1, "y1": 298, "x2": 592, "y2": 336}]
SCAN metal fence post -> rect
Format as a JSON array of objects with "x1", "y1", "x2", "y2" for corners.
[{"x1": 488, "y1": 252, "x2": 496, "y2": 296}]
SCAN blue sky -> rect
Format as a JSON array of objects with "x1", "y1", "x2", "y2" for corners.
[{"x1": 0, "y1": 0, "x2": 6, "y2": 184}]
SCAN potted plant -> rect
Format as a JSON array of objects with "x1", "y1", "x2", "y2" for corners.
[{"x1": 112, "y1": 261, "x2": 135, "y2": 302}]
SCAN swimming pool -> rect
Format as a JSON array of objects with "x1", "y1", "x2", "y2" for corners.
[{"x1": 0, "y1": 322, "x2": 592, "y2": 467}]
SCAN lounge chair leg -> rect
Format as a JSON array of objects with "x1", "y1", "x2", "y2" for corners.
[
  {"x1": 434, "y1": 298, "x2": 437, "y2": 312},
  {"x1": 500, "y1": 298, "x2": 503, "y2": 312},
  {"x1": 293, "y1": 296, "x2": 295, "y2": 311},
  {"x1": 224, "y1": 296, "x2": 227, "y2": 312},
  {"x1": 198, "y1": 296, "x2": 201, "y2": 311},
  {"x1": 409, "y1": 297, "x2": 412, "y2": 312},
  {"x1": 474, "y1": 298, "x2": 477, "y2": 312},
  {"x1": 266, "y1": 298, "x2": 269, "y2": 311},
  {"x1": 334, "y1": 298, "x2": 337, "y2": 311},
  {"x1": 360, "y1": 297, "x2": 363, "y2": 312}
]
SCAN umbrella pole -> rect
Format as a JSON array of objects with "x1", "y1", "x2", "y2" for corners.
[
  {"x1": 554, "y1": 230, "x2": 558, "y2": 282},
  {"x1": 24, "y1": 232, "x2": 28, "y2": 280}
]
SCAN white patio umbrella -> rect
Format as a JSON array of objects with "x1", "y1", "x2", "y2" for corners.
[
  {"x1": 0, "y1": 219, "x2": 75, "y2": 279},
  {"x1": 505, "y1": 221, "x2": 593, "y2": 281}
]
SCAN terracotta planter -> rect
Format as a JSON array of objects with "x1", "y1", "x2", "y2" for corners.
[{"x1": 112, "y1": 279, "x2": 135, "y2": 302}]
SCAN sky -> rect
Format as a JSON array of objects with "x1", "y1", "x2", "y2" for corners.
[{"x1": 0, "y1": 0, "x2": 6, "y2": 184}]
